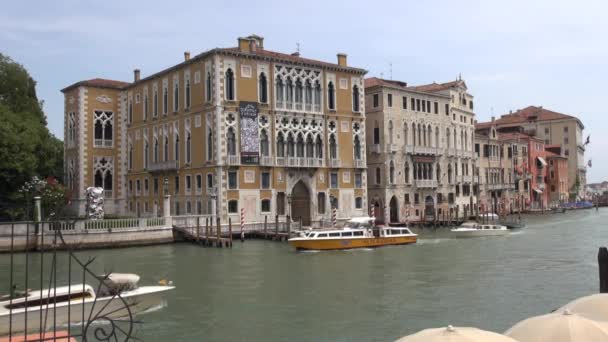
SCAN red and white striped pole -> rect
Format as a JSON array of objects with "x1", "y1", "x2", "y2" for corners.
[
  {"x1": 240, "y1": 208, "x2": 245, "y2": 241},
  {"x1": 332, "y1": 206, "x2": 337, "y2": 228}
]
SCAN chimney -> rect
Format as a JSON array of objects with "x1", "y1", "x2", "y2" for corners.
[
  {"x1": 509, "y1": 110, "x2": 513, "y2": 114},
  {"x1": 291, "y1": 51, "x2": 300, "y2": 57},
  {"x1": 133, "y1": 69, "x2": 141, "y2": 82},
  {"x1": 238, "y1": 37, "x2": 250, "y2": 53},
  {"x1": 491, "y1": 116, "x2": 495, "y2": 122},
  {"x1": 184, "y1": 51, "x2": 190, "y2": 61},
  {"x1": 337, "y1": 53, "x2": 347, "y2": 67}
]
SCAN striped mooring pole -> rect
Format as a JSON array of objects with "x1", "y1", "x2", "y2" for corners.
[
  {"x1": 240, "y1": 208, "x2": 245, "y2": 241},
  {"x1": 332, "y1": 206, "x2": 337, "y2": 227}
]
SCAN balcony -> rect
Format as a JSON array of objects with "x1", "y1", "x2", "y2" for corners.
[
  {"x1": 447, "y1": 148, "x2": 457, "y2": 156},
  {"x1": 461, "y1": 150, "x2": 474, "y2": 159},
  {"x1": 94, "y1": 139, "x2": 113, "y2": 148},
  {"x1": 329, "y1": 159, "x2": 341, "y2": 168},
  {"x1": 415, "y1": 179, "x2": 438, "y2": 188},
  {"x1": 306, "y1": 158, "x2": 322, "y2": 167},
  {"x1": 260, "y1": 156, "x2": 273, "y2": 166},
  {"x1": 387, "y1": 144, "x2": 399, "y2": 153},
  {"x1": 462, "y1": 175, "x2": 472, "y2": 183},
  {"x1": 489, "y1": 156, "x2": 500, "y2": 163},
  {"x1": 354, "y1": 159, "x2": 366, "y2": 168},
  {"x1": 226, "y1": 155, "x2": 240, "y2": 165},
  {"x1": 148, "y1": 160, "x2": 179, "y2": 172},
  {"x1": 276, "y1": 157, "x2": 285, "y2": 166},
  {"x1": 287, "y1": 157, "x2": 299, "y2": 167},
  {"x1": 414, "y1": 146, "x2": 437, "y2": 155},
  {"x1": 370, "y1": 144, "x2": 382, "y2": 154},
  {"x1": 404, "y1": 145, "x2": 414, "y2": 154}
]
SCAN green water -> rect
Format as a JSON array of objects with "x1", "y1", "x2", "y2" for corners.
[{"x1": 1, "y1": 208, "x2": 607, "y2": 341}]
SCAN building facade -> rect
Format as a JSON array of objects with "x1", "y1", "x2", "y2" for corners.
[
  {"x1": 477, "y1": 106, "x2": 586, "y2": 199},
  {"x1": 364, "y1": 78, "x2": 477, "y2": 223},
  {"x1": 62, "y1": 35, "x2": 368, "y2": 226}
]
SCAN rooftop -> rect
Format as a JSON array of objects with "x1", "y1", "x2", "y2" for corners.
[
  {"x1": 61, "y1": 78, "x2": 131, "y2": 93},
  {"x1": 477, "y1": 106, "x2": 583, "y2": 129}
]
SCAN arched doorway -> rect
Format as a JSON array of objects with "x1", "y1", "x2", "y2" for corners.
[
  {"x1": 373, "y1": 200, "x2": 383, "y2": 224},
  {"x1": 291, "y1": 181, "x2": 311, "y2": 226},
  {"x1": 389, "y1": 196, "x2": 399, "y2": 223},
  {"x1": 424, "y1": 196, "x2": 435, "y2": 220}
]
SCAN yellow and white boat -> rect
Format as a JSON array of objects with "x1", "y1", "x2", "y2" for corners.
[{"x1": 288, "y1": 217, "x2": 417, "y2": 251}]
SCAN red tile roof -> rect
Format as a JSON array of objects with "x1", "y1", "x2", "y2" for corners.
[
  {"x1": 478, "y1": 106, "x2": 581, "y2": 128},
  {"x1": 364, "y1": 77, "x2": 408, "y2": 89},
  {"x1": 61, "y1": 78, "x2": 130, "y2": 92},
  {"x1": 408, "y1": 80, "x2": 465, "y2": 93}
]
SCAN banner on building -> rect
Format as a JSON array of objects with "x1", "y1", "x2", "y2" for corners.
[{"x1": 239, "y1": 101, "x2": 259, "y2": 164}]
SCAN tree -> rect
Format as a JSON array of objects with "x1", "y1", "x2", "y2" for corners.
[{"x1": 0, "y1": 53, "x2": 64, "y2": 220}]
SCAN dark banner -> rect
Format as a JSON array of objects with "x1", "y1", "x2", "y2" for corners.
[
  {"x1": 412, "y1": 156, "x2": 436, "y2": 163},
  {"x1": 239, "y1": 101, "x2": 259, "y2": 164}
]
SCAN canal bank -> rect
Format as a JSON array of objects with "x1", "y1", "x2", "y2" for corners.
[{"x1": 1, "y1": 208, "x2": 606, "y2": 341}]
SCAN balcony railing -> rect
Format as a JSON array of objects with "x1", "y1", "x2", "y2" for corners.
[
  {"x1": 489, "y1": 156, "x2": 500, "y2": 162},
  {"x1": 329, "y1": 159, "x2": 341, "y2": 168},
  {"x1": 355, "y1": 159, "x2": 366, "y2": 168},
  {"x1": 94, "y1": 139, "x2": 113, "y2": 148},
  {"x1": 287, "y1": 157, "x2": 299, "y2": 167},
  {"x1": 226, "y1": 155, "x2": 240, "y2": 165},
  {"x1": 447, "y1": 148, "x2": 457, "y2": 156},
  {"x1": 148, "y1": 160, "x2": 179, "y2": 172},
  {"x1": 415, "y1": 179, "x2": 438, "y2": 188},
  {"x1": 462, "y1": 175, "x2": 472, "y2": 183},
  {"x1": 414, "y1": 146, "x2": 437, "y2": 155},
  {"x1": 276, "y1": 157, "x2": 285, "y2": 166},
  {"x1": 461, "y1": 150, "x2": 474, "y2": 159},
  {"x1": 370, "y1": 144, "x2": 382, "y2": 154},
  {"x1": 387, "y1": 144, "x2": 398, "y2": 153},
  {"x1": 404, "y1": 145, "x2": 414, "y2": 154},
  {"x1": 260, "y1": 156, "x2": 273, "y2": 166}
]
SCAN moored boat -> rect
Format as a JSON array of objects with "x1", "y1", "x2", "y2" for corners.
[
  {"x1": 0, "y1": 273, "x2": 174, "y2": 336},
  {"x1": 288, "y1": 217, "x2": 417, "y2": 251},
  {"x1": 450, "y1": 221, "x2": 509, "y2": 238}
]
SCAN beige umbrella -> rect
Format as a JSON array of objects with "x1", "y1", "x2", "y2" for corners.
[
  {"x1": 395, "y1": 325, "x2": 518, "y2": 342},
  {"x1": 505, "y1": 309, "x2": 608, "y2": 342},
  {"x1": 559, "y1": 293, "x2": 608, "y2": 321}
]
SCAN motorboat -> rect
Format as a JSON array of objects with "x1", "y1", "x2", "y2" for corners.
[
  {"x1": 450, "y1": 221, "x2": 509, "y2": 238},
  {"x1": 0, "y1": 273, "x2": 174, "y2": 336},
  {"x1": 288, "y1": 217, "x2": 417, "y2": 251}
]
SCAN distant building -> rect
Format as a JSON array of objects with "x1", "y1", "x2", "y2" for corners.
[
  {"x1": 364, "y1": 77, "x2": 477, "y2": 223},
  {"x1": 476, "y1": 106, "x2": 586, "y2": 199},
  {"x1": 62, "y1": 35, "x2": 369, "y2": 225}
]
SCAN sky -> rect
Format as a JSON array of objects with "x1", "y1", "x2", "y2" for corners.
[{"x1": 1, "y1": 0, "x2": 606, "y2": 182}]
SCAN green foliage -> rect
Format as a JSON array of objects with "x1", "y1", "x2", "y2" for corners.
[{"x1": 0, "y1": 53, "x2": 64, "y2": 220}]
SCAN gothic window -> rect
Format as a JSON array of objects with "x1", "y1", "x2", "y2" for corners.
[
  {"x1": 437, "y1": 164, "x2": 441, "y2": 182},
  {"x1": 143, "y1": 91, "x2": 148, "y2": 120},
  {"x1": 405, "y1": 163, "x2": 410, "y2": 183},
  {"x1": 260, "y1": 129, "x2": 269, "y2": 156},
  {"x1": 329, "y1": 134, "x2": 337, "y2": 159},
  {"x1": 275, "y1": 77, "x2": 284, "y2": 107},
  {"x1": 435, "y1": 127, "x2": 440, "y2": 148},
  {"x1": 354, "y1": 135, "x2": 361, "y2": 160},
  {"x1": 287, "y1": 133, "x2": 295, "y2": 157},
  {"x1": 163, "y1": 84, "x2": 168, "y2": 114},
  {"x1": 154, "y1": 138, "x2": 159, "y2": 162},
  {"x1": 68, "y1": 113, "x2": 76, "y2": 146},
  {"x1": 317, "y1": 193, "x2": 326, "y2": 214},
  {"x1": 305, "y1": 80, "x2": 313, "y2": 111},
  {"x1": 296, "y1": 133, "x2": 305, "y2": 158},
  {"x1": 373, "y1": 121, "x2": 380, "y2": 145},
  {"x1": 285, "y1": 77, "x2": 293, "y2": 108},
  {"x1": 412, "y1": 123, "x2": 417, "y2": 147},
  {"x1": 446, "y1": 128, "x2": 451, "y2": 148},
  {"x1": 375, "y1": 167, "x2": 381, "y2": 185},
  {"x1": 315, "y1": 135, "x2": 323, "y2": 158},
  {"x1": 128, "y1": 98, "x2": 133, "y2": 124},
  {"x1": 403, "y1": 124, "x2": 408, "y2": 146},
  {"x1": 207, "y1": 128, "x2": 214, "y2": 161},
  {"x1": 277, "y1": 132, "x2": 285, "y2": 157},
  {"x1": 352, "y1": 85, "x2": 360, "y2": 112},
  {"x1": 174, "y1": 134, "x2": 180, "y2": 162},
  {"x1": 93, "y1": 111, "x2": 113, "y2": 147},
  {"x1": 164, "y1": 136, "x2": 169, "y2": 161},
  {"x1": 448, "y1": 164, "x2": 453, "y2": 183},
  {"x1": 93, "y1": 157, "x2": 113, "y2": 196},
  {"x1": 306, "y1": 134, "x2": 314, "y2": 158},
  {"x1": 295, "y1": 78, "x2": 303, "y2": 109},
  {"x1": 259, "y1": 72, "x2": 268, "y2": 103},
  {"x1": 128, "y1": 144, "x2": 133, "y2": 170},
  {"x1": 327, "y1": 81, "x2": 335, "y2": 110},
  {"x1": 314, "y1": 81, "x2": 321, "y2": 112},
  {"x1": 225, "y1": 68, "x2": 235, "y2": 101},
  {"x1": 185, "y1": 76, "x2": 191, "y2": 108},
  {"x1": 227, "y1": 127, "x2": 236, "y2": 156},
  {"x1": 206, "y1": 72, "x2": 212, "y2": 102},
  {"x1": 186, "y1": 132, "x2": 192, "y2": 163},
  {"x1": 388, "y1": 120, "x2": 394, "y2": 145},
  {"x1": 144, "y1": 141, "x2": 149, "y2": 169},
  {"x1": 389, "y1": 161, "x2": 395, "y2": 184}
]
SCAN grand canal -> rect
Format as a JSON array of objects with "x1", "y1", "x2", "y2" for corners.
[{"x1": 1, "y1": 208, "x2": 607, "y2": 341}]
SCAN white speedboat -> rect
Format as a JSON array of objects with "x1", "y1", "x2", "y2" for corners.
[
  {"x1": 450, "y1": 221, "x2": 509, "y2": 238},
  {"x1": 0, "y1": 273, "x2": 174, "y2": 336}
]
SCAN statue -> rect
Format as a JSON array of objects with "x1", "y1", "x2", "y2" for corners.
[{"x1": 85, "y1": 187, "x2": 105, "y2": 220}]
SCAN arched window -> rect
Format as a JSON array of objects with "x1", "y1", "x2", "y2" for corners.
[
  {"x1": 296, "y1": 133, "x2": 304, "y2": 158},
  {"x1": 388, "y1": 120, "x2": 394, "y2": 145},
  {"x1": 404, "y1": 124, "x2": 409, "y2": 146},
  {"x1": 128, "y1": 144, "x2": 133, "y2": 170},
  {"x1": 448, "y1": 164, "x2": 453, "y2": 184},
  {"x1": 453, "y1": 128, "x2": 457, "y2": 149},
  {"x1": 375, "y1": 167, "x2": 381, "y2": 184},
  {"x1": 163, "y1": 86, "x2": 168, "y2": 114},
  {"x1": 173, "y1": 80, "x2": 179, "y2": 112},
  {"x1": 153, "y1": 88, "x2": 158, "y2": 116},
  {"x1": 225, "y1": 68, "x2": 235, "y2": 101},
  {"x1": 95, "y1": 170, "x2": 103, "y2": 188},
  {"x1": 154, "y1": 138, "x2": 159, "y2": 162},
  {"x1": 260, "y1": 129, "x2": 269, "y2": 156},
  {"x1": 164, "y1": 137, "x2": 169, "y2": 161},
  {"x1": 227, "y1": 127, "x2": 236, "y2": 156},
  {"x1": 435, "y1": 127, "x2": 440, "y2": 148},
  {"x1": 418, "y1": 124, "x2": 422, "y2": 146},
  {"x1": 185, "y1": 77, "x2": 191, "y2": 108},
  {"x1": 276, "y1": 77, "x2": 284, "y2": 107},
  {"x1": 315, "y1": 135, "x2": 323, "y2": 158},
  {"x1": 446, "y1": 128, "x2": 451, "y2": 148},
  {"x1": 295, "y1": 78, "x2": 303, "y2": 109},
  {"x1": 327, "y1": 81, "x2": 335, "y2": 110},
  {"x1": 277, "y1": 132, "x2": 285, "y2": 157},
  {"x1": 389, "y1": 161, "x2": 395, "y2": 184},
  {"x1": 412, "y1": 123, "x2": 417, "y2": 147},
  {"x1": 206, "y1": 72, "x2": 212, "y2": 102},
  {"x1": 104, "y1": 171, "x2": 112, "y2": 192},
  {"x1": 437, "y1": 164, "x2": 441, "y2": 183},
  {"x1": 287, "y1": 134, "x2": 295, "y2": 157},
  {"x1": 313, "y1": 81, "x2": 321, "y2": 112},
  {"x1": 305, "y1": 80, "x2": 313, "y2": 111},
  {"x1": 186, "y1": 132, "x2": 191, "y2": 163},
  {"x1": 174, "y1": 134, "x2": 180, "y2": 162},
  {"x1": 373, "y1": 120, "x2": 380, "y2": 145},
  {"x1": 329, "y1": 134, "x2": 337, "y2": 159},
  {"x1": 285, "y1": 77, "x2": 293, "y2": 108},
  {"x1": 352, "y1": 85, "x2": 360, "y2": 112},
  {"x1": 405, "y1": 162, "x2": 410, "y2": 183},
  {"x1": 104, "y1": 120, "x2": 113, "y2": 142},
  {"x1": 259, "y1": 72, "x2": 268, "y2": 103},
  {"x1": 354, "y1": 136, "x2": 361, "y2": 160},
  {"x1": 207, "y1": 129, "x2": 213, "y2": 160},
  {"x1": 427, "y1": 125, "x2": 432, "y2": 147},
  {"x1": 306, "y1": 135, "x2": 314, "y2": 158},
  {"x1": 144, "y1": 141, "x2": 149, "y2": 169}
]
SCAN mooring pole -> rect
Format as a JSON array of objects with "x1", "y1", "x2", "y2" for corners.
[
  {"x1": 228, "y1": 217, "x2": 233, "y2": 244},
  {"x1": 216, "y1": 217, "x2": 221, "y2": 248},
  {"x1": 599, "y1": 247, "x2": 608, "y2": 293},
  {"x1": 205, "y1": 217, "x2": 209, "y2": 246},
  {"x1": 275, "y1": 214, "x2": 279, "y2": 240},
  {"x1": 264, "y1": 215, "x2": 268, "y2": 239},
  {"x1": 196, "y1": 216, "x2": 200, "y2": 243}
]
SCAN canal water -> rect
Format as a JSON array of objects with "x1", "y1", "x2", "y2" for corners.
[{"x1": 1, "y1": 208, "x2": 607, "y2": 341}]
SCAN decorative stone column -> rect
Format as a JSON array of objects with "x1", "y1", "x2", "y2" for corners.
[{"x1": 34, "y1": 196, "x2": 42, "y2": 222}]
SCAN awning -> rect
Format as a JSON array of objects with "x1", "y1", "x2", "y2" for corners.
[
  {"x1": 533, "y1": 188, "x2": 543, "y2": 194},
  {"x1": 537, "y1": 156, "x2": 547, "y2": 167}
]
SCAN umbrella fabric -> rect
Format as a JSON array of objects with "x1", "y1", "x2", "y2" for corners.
[
  {"x1": 396, "y1": 325, "x2": 518, "y2": 342},
  {"x1": 505, "y1": 309, "x2": 608, "y2": 342},
  {"x1": 559, "y1": 293, "x2": 608, "y2": 321}
]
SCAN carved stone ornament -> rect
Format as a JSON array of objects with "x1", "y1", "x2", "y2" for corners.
[
  {"x1": 96, "y1": 95, "x2": 112, "y2": 103},
  {"x1": 68, "y1": 96, "x2": 75, "y2": 105}
]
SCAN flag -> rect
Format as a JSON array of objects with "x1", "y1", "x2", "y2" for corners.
[
  {"x1": 585, "y1": 135, "x2": 590, "y2": 146},
  {"x1": 588, "y1": 159, "x2": 592, "y2": 168}
]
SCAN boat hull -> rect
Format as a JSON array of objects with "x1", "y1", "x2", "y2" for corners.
[
  {"x1": 0, "y1": 286, "x2": 173, "y2": 336},
  {"x1": 289, "y1": 236, "x2": 417, "y2": 251},
  {"x1": 450, "y1": 230, "x2": 509, "y2": 238}
]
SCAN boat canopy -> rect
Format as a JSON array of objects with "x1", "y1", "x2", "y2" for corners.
[
  {"x1": 537, "y1": 156, "x2": 548, "y2": 167},
  {"x1": 533, "y1": 188, "x2": 543, "y2": 194}
]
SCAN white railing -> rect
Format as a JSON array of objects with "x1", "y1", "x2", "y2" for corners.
[
  {"x1": 447, "y1": 148, "x2": 457, "y2": 156},
  {"x1": 355, "y1": 159, "x2": 366, "y2": 168},
  {"x1": 276, "y1": 157, "x2": 285, "y2": 166},
  {"x1": 305, "y1": 103, "x2": 312, "y2": 112},
  {"x1": 260, "y1": 156, "x2": 273, "y2": 166},
  {"x1": 387, "y1": 144, "x2": 398, "y2": 153},
  {"x1": 414, "y1": 146, "x2": 437, "y2": 155},
  {"x1": 307, "y1": 158, "x2": 318, "y2": 167},
  {"x1": 227, "y1": 155, "x2": 240, "y2": 165},
  {"x1": 148, "y1": 160, "x2": 179, "y2": 172},
  {"x1": 462, "y1": 175, "x2": 472, "y2": 183},
  {"x1": 94, "y1": 139, "x2": 113, "y2": 148},
  {"x1": 489, "y1": 156, "x2": 500, "y2": 162},
  {"x1": 287, "y1": 157, "x2": 298, "y2": 167},
  {"x1": 313, "y1": 104, "x2": 321, "y2": 112},
  {"x1": 404, "y1": 145, "x2": 414, "y2": 154},
  {"x1": 297, "y1": 157, "x2": 306, "y2": 167},
  {"x1": 295, "y1": 102, "x2": 302, "y2": 111},
  {"x1": 330, "y1": 159, "x2": 341, "y2": 168},
  {"x1": 276, "y1": 100, "x2": 284, "y2": 109},
  {"x1": 415, "y1": 179, "x2": 438, "y2": 188},
  {"x1": 370, "y1": 144, "x2": 382, "y2": 154}
]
